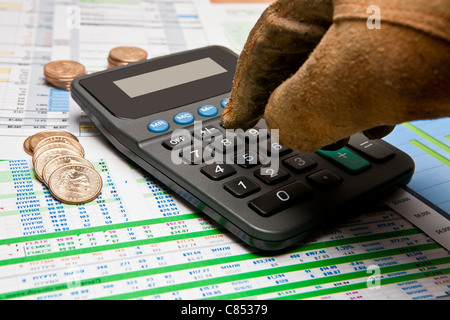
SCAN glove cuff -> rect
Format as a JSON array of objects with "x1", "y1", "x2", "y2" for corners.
[{"x1": 333, "y1": 0, "x2": 450, "y2": 43}]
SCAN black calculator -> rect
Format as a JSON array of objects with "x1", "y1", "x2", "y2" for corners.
[{"x1": 71, "y1": 45, "x2": 415, "y2": 251}]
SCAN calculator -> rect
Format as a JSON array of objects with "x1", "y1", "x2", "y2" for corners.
[{"x1": 71, "y1": 45, "x2": 415, "y2": 251}]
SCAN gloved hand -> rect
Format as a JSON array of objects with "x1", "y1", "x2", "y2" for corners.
[{"x1": 220, "y1": 0, "x2": 450, "y2": 152}]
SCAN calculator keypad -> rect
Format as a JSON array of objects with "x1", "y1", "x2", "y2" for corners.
[{"x1": 158, "y1": 110, "x2": 398, "y2": 219}]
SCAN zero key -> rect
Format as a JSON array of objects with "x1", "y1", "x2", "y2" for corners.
[{"x1": 249, "y1": 182, "x2": 314, "y2": 217}]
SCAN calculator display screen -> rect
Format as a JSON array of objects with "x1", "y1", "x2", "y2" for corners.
[
  {"x1": 79, "y1": 46, "x2": 237, "y2": 119},
  {"x1": 113, "y1": 58, "x2": 227, "y2": 98}
]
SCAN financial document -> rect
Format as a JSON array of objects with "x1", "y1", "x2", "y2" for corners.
[{"x1": 0, "y1": 0, "x2": 449, "y2": 300}]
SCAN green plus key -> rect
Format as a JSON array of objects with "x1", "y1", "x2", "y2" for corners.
[{"x1": 316, "y1": 148, "x2": 371, "y2": 174}]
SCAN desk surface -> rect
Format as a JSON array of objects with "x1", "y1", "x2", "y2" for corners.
[{"x1": 0, "y1": 0, "x2": 449, "y2": 300}]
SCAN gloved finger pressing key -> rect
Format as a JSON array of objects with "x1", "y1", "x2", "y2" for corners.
[{"x1": 220, "y1": 0, "x2": 450, "y2": 152}]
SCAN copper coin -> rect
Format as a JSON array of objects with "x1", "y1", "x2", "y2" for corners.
[
  {"x1": 108, "y1": 46, "x2": 147, "y2": 64},
  {"x1": 48, "y1": 165, "x2": 102, "y2": 204},
  {"x1": 42, "y1": 155, "x2": 93, "y2": 185},
  {"x1": 44, "y1": 60, "x2": 85, "y2": 79}
]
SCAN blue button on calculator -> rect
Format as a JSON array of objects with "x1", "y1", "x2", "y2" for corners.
[
  {"x1": 174, "y1": 112, "x2": 194, "y2": 125},
  {"x1": 148, "y1": 120, "x2": 169, "y2": 133},
  {"x1": 198, "y1": 104, "x2": 218, "y2": 117},
  {"x1": 220, "y1": 98, "x2": 229, "y2": 108}
]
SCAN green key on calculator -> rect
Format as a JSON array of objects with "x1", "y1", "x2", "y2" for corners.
[{"x1": 71, "y1": 46, "x2": 414, "y2": 251}]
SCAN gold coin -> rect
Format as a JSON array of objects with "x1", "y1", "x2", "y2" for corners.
[
  {"x1": 32, "y1": 143, "x2": 83, "y2": 165},
  {"x1": 42, "y1": 155, "x2": 93, "y2": 185},
  {"x1": 34, "y1": 136, "x2": 84, "y2": 156},
  {"x1": 48, "y1": 164, "x2": 102, "y2": 204},
  {"x1": 33, "y1": 147, "x2": 80, "y2": 182},
  {"x1": 44, "y1": 60, "x2": 85, "y2": 79},
  {"x1": 29, "y1": 130, "x2": 78, "y2": 153},
  {"x1": 23, "y1": 136, "x2": 33, "y2": 156}
]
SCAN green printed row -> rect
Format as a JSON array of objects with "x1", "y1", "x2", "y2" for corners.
[
  {"x1": 0, "y1": 213, "x2": 427, "y2": 268},
  {"x1": 0, "y1": 241, "x2": 446, "y2": 300}
]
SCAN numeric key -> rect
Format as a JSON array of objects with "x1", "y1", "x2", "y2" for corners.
[
  {"x1": 234, "y1": 150, "x2": 263, "y2": 168},
  {"x1": 249, "y1": 182, "x2": 314, "y2": 217},
  {"x1": 259, "y1": 139, "x2": 292, "y2": 157},
  {"x1": 283, "y1": 155, "x2": 317, "y2": 173},
  {"x1": 223, "y1": 177, "x2": 260, "y2": 198},
  {"x1": 254, "y1": 167, "x2": 290, "y2": 185},
  {"x1": 236, "y1": 127, "x2": 270, "y2": 143},
  {"x1": 201, "y1": 164, "x2": 236, "y2": 180},
  {"x1": 179, "y1": 145, "x2": 211, "y2": 164}
]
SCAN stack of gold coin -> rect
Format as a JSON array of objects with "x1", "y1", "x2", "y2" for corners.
[
  {"x1": 23, "y1": 130, "x2": 102, "y2": 204},
  {"x1": 44, "y1": 60, "x2": 86, "y2": 90},
  {"x1": 107, "y1": 46, "x2": 148, "y2": 68}
]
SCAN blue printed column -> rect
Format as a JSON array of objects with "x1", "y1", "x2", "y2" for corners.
[
  {"x1": 0, "y1": 160, "x2": 47, "y2": 238},
  {"x1": 48, "y1": 89, "x2": 70, "y2": 113},
  {"x1": 47, "y1": 89, "x2": 70, "y2": 129}
]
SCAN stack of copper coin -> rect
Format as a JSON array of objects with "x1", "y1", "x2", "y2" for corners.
[
  {"x1": 107, "y1": 46, "x2": 148, "y2": 68},
  {"x1": 43, "y1": 60, "x2": 86, "y2": 90},
  {"x1": 23, "y1": 130, "x2": 102, "y2": 204}
]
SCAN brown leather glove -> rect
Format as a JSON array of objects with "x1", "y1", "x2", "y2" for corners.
[{"x1": 220, "y1": 0, "x2": 450, "y2": 152}]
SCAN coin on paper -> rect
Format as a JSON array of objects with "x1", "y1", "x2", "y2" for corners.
[
  {"x1": 33, "y1": 148, "x2": 80, "y2": 182},
  {"x1": 34, "y1": 136, "x2": 84, "y2": 156},
  {"x1": 108, "y1": 46, "x2": 147, "y2": 68},
  {"x1": 29, "y1": 130, "x2": 79, "y2": 153},
  {"x1": 48, "y1": 165, "x2": 102, "y2": 204},
  {"x1": 42, "y1": 155, "x2": 94, "y2": 185},
  {"x1": 44, "y1": 60, "x2": 86, "y2": 90},
  {"x1": 44, "y1": 60, "x2": 85, "y2": 79},
  {"x1": 32, "y1": 143, "x2": 84, "y2": 165}
]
